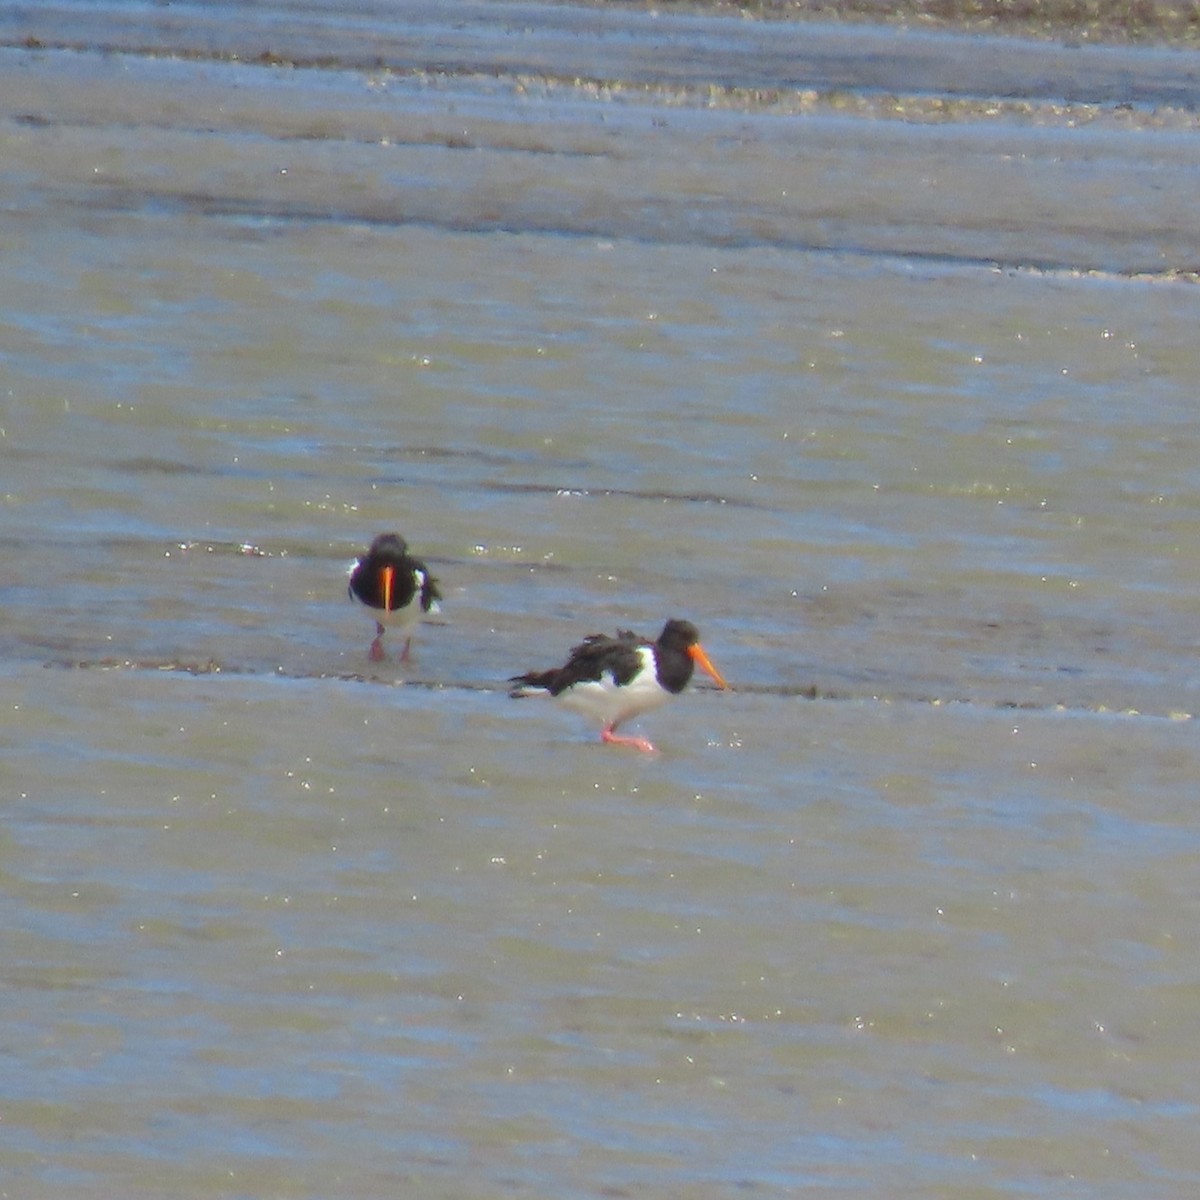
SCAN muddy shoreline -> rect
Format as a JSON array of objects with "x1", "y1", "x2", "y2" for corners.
[{"x1": 584, "y1": 0, "x2": 1200, "y2": 45}]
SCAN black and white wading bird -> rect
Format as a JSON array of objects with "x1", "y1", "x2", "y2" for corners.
[
  {"x1": 347, "y1": 533, "x2": 441, "y2": 662},
  {"x1": 508, "y1": 618, "x2": 727, "y2": 752}
]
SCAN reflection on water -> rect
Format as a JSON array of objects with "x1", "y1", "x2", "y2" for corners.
[{"x1": 5, "y1": 3, "x2": 1200, "y2": 1197}]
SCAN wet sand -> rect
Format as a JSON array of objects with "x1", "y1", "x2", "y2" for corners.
[
  {"x1": 6, "y1": 4, "x2": 1200, "y2": 1197},
  {"x1": 673, "y1": 0, "x2": 1200, "y2": 44}
]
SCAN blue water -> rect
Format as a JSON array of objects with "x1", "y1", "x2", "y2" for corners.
[{"x1": 6, "y1": 3, "x2": 1200, "y2": 1197}]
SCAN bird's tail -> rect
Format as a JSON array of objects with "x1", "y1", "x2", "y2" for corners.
[{"x1": 508, "y1": 671, "x2": 556, "y2": 699}]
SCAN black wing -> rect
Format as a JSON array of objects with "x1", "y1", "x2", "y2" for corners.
[
  {"x1": 417, "y1": 561, "x2": 442, "y2": 612},
  {"x1": 511, "y1": 629, "x2": 648, "y2": 696}
]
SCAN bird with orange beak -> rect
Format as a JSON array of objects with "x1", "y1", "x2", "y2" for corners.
[
  {"x1": 348, "y1": 533, "x2": 441, "y2": 662},
  {"x1": 509, "y1": 618, "x2": 727, "y2": 752}
]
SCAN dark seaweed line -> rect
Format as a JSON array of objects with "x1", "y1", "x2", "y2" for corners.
[
  {"x1": 482, "y1": 481, "x2": 770, "y2": 509},
  {"x1": 10, "y1": 110, "x2": 612, "y2": 161},
  {"x1": 42, "y1": 657, "x2": 1192, "y2": 722},
  {"x1": 13, "y1": 445, "x2": 767, "y2": 512},
  {"x1": 73, "y1": 185, "x2": 1200, "y2": 283},
  {"x1": 10, "y1": 35, "x2": 1195, "y2": 121}
]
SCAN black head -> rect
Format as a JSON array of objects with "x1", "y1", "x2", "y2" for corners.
[
  {"x1": 366, "y1": 532, "x2": 409, "y2": 560},
  {"x1": 657, "y1": 618, "x2": 701, "y2": 650},
  {"x1": 656, "y1": 618, "x2": 727, "y2": 691}
]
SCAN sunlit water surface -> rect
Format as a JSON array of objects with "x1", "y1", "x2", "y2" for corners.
[{"x1": 5, "y1": 3, "x2": 1200, "y2": 1196}]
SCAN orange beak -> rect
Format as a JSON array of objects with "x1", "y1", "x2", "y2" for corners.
[
  {"x1": 381, "y1": 564, "x2": 394, "y2": 612},
  {"x1": 688, "y1": 642, "x2": 728, "y2": 689}
]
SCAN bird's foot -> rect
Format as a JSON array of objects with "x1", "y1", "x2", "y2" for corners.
[
  {"x1": 602, "y1": 727, "x2": 657, "y2": 754},
  {"x1": 368, "y1": 637, "x2": 386, "y2": 662}
]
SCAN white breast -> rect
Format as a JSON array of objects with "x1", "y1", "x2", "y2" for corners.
[{"x1": 557, "y1": 646, "x2": 670, "y2": 725}]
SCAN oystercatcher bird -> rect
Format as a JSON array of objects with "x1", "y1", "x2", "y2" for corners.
[
  {"x1": 508, "y1": 618, "x2": 727, "y2": 752},
  {"x1": 347, "y1": 532, "x2": 441, "y2": 662}
]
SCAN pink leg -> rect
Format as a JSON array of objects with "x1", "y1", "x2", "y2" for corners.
[
  {"x1": 601, "y1": 725, "x2": 656, "y2": 754},
  {"x1": 368, "y1": 623, "x2": 386, "y2": 662},
  {"x1": 398, "y1": 636, "x2": 413, "y2": 663}
]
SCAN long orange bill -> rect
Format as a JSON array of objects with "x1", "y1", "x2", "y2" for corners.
[
  {"x1": 381, "y1": 564, "x2": 395, "y2": 612},
  {"x1": 688, "y1": 643, "x2": 728, "y2": 689}
]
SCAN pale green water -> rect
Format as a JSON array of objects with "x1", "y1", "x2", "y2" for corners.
[{"x1": 4, "y1": 4, "x2": 1200, "y2": 1197}]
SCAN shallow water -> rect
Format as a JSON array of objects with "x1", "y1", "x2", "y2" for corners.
[{"x1": 5, "y1": 3, "x2": 1200, "y2": 1196}]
